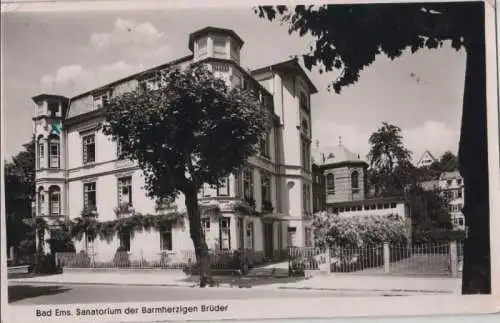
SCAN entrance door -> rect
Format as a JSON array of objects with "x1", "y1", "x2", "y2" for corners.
[{"x1": 263, "y1": 222, "x2": 274, "y2": 260}]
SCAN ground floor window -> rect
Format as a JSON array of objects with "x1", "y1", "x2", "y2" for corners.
[
  {"x1": 288, "y1": 227, "x2": 297, "y2": 247},
  {"x1": 120, "y1": 232, "x2": 131, "y2": 252},
  {"x1": 245, "y1": 221, "x2": 254, "y2": 249},
  {"x1": 219, "y1": 217, "x2": 231, "y2": 250},
  {"x1": 160, "y1": 226, "x2": 172, "y2": 251}
]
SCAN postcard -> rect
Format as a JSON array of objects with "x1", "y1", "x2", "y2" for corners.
[{"x1": 1, "y1": 0, "x2": 498, "y2": 322}]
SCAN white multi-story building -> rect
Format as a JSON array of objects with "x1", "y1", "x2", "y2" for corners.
[
  {"x1": 32, "y1": 27, "x2": 318, "y2": 264},
  {"x1": 419, "y1": 170, "x2": 465, "y2": 230}
]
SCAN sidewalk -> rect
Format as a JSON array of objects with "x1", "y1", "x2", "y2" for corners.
[{"x1": 8, "y1": 271, "x2": 461, "y2": 294}]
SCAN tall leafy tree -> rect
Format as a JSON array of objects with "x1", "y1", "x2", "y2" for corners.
[
  {"x1": 256, "y1": 2, "x2": 489, "y2": 294},
  {"x1": 367, "y1": 122, "x2": 412, "y2": 196},
  {"x1": 5, "y1": 137, "x2": 37, "y2": 259},
  {"x1": 435, "y1": 151, "x2": 460, "y2": 172},
  {"x1": 101, "y1": 65, "x2": 271, "y2": 287}
]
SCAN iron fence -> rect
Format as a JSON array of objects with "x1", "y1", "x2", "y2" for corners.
[
  {"x1": 55, "y1": 248, "x2": 289, "y2": 271},
  {"x1": 288, "y1": 241, "x2": 463, "y2": 277}
]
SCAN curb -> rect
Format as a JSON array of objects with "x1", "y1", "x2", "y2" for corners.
[
  {"x1": 8, "y1": 280, "x2": 247, "y2": 289},
  {"x1": 8, "y1": 280, "x2": 453, "y2": 294}
]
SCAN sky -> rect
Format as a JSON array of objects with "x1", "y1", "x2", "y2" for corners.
[{"x1": 1, "y1": 7, "x2": 466, "y2": 164}]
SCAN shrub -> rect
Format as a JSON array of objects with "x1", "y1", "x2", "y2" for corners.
[
  {"x1": 69, "y1": 250, "x2": 91, "y2": 268},
  {"x1": 413, "y1": 229, "x2": 466, "y2": 245},
  {"x1": 113, "y1": 246, "x2": 130, "y2": 268},
  {"x1": 34, "y1": 254, "x2": 62, "y2": 274},
  {"x1": 313, "y1": 212, "x2": 408, "y2": 249}
]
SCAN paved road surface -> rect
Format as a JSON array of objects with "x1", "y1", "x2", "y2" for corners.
[{"x1": 8, "y1": 282, "x2": 392, "y2": 305}]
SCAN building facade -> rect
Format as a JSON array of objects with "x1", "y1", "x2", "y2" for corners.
[
  {"x1": 33, "y1": 27, "x2": 318, "y2": 263},
  {"x1": 419, "y1": 171, "x2": 465, "y2": 230},
  {"x1": 311, "y1": 143, "x2": 412, "y2": 239}
]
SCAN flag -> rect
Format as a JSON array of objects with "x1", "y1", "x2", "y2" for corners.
[{"x1": 50, "y1": 123, "x2": 62, "y2": 135}]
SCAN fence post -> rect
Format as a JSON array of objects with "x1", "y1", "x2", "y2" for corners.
[
  {"x1": 383, "y1": 243, "x2": 390, "y2": 274},
  {"x1": 449, "y1": 240, "x2": 458, "y2": 277}
]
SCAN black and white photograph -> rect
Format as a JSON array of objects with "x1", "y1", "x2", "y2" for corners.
[{"x1": 1, "y1": 0, "x2": 499, "y2": 322}]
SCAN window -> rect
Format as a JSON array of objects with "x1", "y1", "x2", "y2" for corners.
[
  {"x1": 457, "y1": 190, "x2": 463, "y2": 198},
  {"x1": 83, "y1": 182, "x2": 97, "y2": 210},
  {"x1": 447, "y1": 180, "x2": 452, "y2": 186},
  {"x1": 48, "y1": 135, "x2": 60, "y2": 169},
  {"x1": 326, "y1": 173, "x2": 335, "y2": 194},
  {"x1": 301, "y1": 137, "x2": 310, "y2": 170},
  {"x1": 93, "y1": 93, "x2": 109, "y2": 109},
  {"x1": 48, "y1": 101, "x2": 59, "y2": 117},
  {"x1": 458, "y1": 218, "x2": 464, "y2": 226},
  {"x1": 197, "y1": 37, "x2": 207, "y2": 55},
  {"x1": 245, "y1": 222, "x2": 254, "y2": 249},
  {"x1": 351, "y1": 171, "x2": 360, "y2": 191},
  {"x1": 119, "y1": 232, "x2": 131, "y2": 252},
  {"x1": 139, "y1": 75, "x2": 160, "y2": 92},
  {"x1": 49, "y1": 186, "x2": 61, "y2": 216},
  {"x1": 213, "y1": 36, "x2": 226, "y2": 57},
  {"x1": 38, "y1": 187, "x2": 45, "y2": 215},
  {"x1": 304, "y1": 227, "x2": 312, "y2": 247},
  {"x1": 37, "y1": 102, "x2": 44, "y2": 116},
  {"x1": 302, "y1": 183, "x2": 307, "y2": 213},
  {"x1": 243, "y1": 168, "x2": 254, "y2": 200},
  {"x1": 216, "y1": 177, "x2": 230, "y2": 196},
  {"x1": 82, "y1": 134, "x2": 96, "y2": 164},
  {"x1": 260, "y1": 132, "x2": 270, "y2": 158},
  {"x1": 202, "y1": 218, "x2": 211, "y2": 239},
  {"x1": 219, "y1": 217, "x2": 231, "y2": 250},
  {"x1": 160, "y1": 223, "x2": 173, "y2": 251},
  {"x1": 118, "y1": 177, "x2": 132, "y2": 206},
  {"x1": 261, "y1": 172, "x2": 272, "y2": 206},
  {"x1": 457, "y1": 179, "x2": 462, "y2": 186},
  {"x1": 37, "y1": 137, "x2": 45, "y2": 169}
]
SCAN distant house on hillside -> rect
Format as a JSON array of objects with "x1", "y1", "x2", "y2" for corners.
[
  {"x1": 416, "y1": 150, "x2": 437, "y2": 168},
  {"x1": 419, "y1": 170, "x2": 465, "y2": 230}
]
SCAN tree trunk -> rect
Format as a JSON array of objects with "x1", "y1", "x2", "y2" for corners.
[
  {"x1": 184, "y1": 187, "x2": 214, "y2": 287},
  {"x1": 459, "y1": 21, "x2": 490, "y2": 294}
]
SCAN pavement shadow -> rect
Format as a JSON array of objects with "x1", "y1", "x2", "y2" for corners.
[{"x1": 8, "y1": 285, "x2": 71, "y2": 303}]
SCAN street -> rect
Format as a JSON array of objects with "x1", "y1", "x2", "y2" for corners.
[{"x1": 8, "y1": 282, "x2": 391, "y2": 305}]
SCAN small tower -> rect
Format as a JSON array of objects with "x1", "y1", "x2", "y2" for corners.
[
  {"x1": 322, "y1": 143, "x2": 369, "y2": 204},
  {"x1": 32, "y1": 94, "x2": 69, "y2": 253},
  {"x1": 188, "y1": 27, "x2": 246, "y2": 88}
]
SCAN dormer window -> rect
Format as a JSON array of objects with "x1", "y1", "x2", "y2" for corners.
[
  {"x1": 93, "y1": 91, "x2": 110, "y2": 110},
  {"x1": 138, "y1": 74, "x2": 160, "y2": 92}
]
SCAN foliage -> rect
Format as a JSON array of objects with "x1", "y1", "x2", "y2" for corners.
[
  {"x1": 100, "y1": 65, "x2": 271, "y2": 200},
  {"x1": 5, "y1": 137, "x2": 36, "y2": 254},
  {"x1": 413, "y1": 229, "x2": 466, "y2": 244},
  {"x1": 100, "y1": 63, "x2": 271, "y2": 286},
  {"x1": 312, "y1": 212, "x2": 408, "y2": 249},
  {"x1": 406, "y1": 184, "x2": 453, "y2": 236},
  {"x1": 34, "y1": 254, "x2": 62, "y2": 274},
  {"x1": 429, "y1": 151, "x2": 459, "y2": 173},
  {"x1": 255, "y1": 3, "x2": 479, "y2": 93},
  {"x1": 47, "y1": 227, "x2": 76, "y2": 255},
  {"x1": 366, "y1": 122, "x2": 413, "y2": 197},
  {"x1": 256, "y1": 2, "x2": 489, "y2": 293}
]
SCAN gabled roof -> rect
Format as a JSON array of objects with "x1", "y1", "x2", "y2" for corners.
[
  {"x1": 32, "y1": 94, "x2": 69, "y2": 104},
  {"x1": 416, "y1": 150, "x2": 437, "y2": 165},
  {"x1": 251, "y1": 57, "x2": 318, "y2": 94}
]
